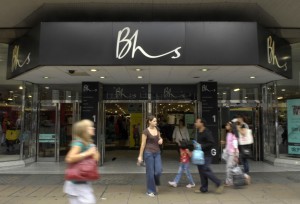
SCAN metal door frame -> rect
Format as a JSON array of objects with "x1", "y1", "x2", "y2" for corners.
[{"x1": 37, "y1": 100, "x2": 80, "y2": 162}]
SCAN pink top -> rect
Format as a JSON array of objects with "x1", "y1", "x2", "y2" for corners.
[{"x1": 226, "y1": 132, "x2": 239, "y2": 155}]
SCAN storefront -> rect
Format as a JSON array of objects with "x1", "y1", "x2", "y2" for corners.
[{"x1": 1, "y1": 21, "x2": 293, "y2": 165}]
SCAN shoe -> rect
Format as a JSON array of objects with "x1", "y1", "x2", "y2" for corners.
[
  {"x1": 186, "y1": 183, "x2": 196, "y2": 188},
  {"x1": 215, "y1": 184, "x2": 224, "y2": 194},
  {"x1": 146, "y1": 192, "x2": 155, "y2": 197},
  {"x1": 194, "y1": 188, "x2": 208, "y2": 193},
  {"x1": 224, "y1": 183, "x2": 232, "y2": 187},
  {"x1": 168, "y1": 181, "x2": 177, "y2": 187}
]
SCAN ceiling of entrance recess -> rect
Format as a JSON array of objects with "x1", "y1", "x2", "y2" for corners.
[{"x1": 13, "y1": 65, "x2": 285, "y2": 84}]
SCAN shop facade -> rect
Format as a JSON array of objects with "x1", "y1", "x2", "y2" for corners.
[{"x1": 0, "y1": 21, "x2": 296, "y2": 166}]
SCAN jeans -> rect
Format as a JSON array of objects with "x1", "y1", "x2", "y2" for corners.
[
  {"x1": 241, "y1": 157, "x2": 249, "y2": 173},
  {"x1": 144, "y1": 151, "x2": 162, "y2": 194},
  {"x1": 173, "y1": 162, "x2": 195, "y2": 185},
  {"x1": 197, "y1": 156, "x2": 221, "y2": 191}
]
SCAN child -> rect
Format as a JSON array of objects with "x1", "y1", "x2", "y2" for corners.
[{"x1": 168, "y1": 140, "x2": 195, "y2": 188}]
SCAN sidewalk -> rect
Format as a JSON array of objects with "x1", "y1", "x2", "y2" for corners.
[{"x1": 0, "y1": 172, "x2": 300, "y2": 204}]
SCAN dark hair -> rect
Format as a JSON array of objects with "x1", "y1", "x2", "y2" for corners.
[
  {"x1": 237, "y1": 114, "x2": 246, "y2": 122},
  {"x1": 179, "y1": 119, "x2": 185, "y2": 126},
  {"x1": 146, "y1": 115, "x2": 156, "y2": 125},
  {"x1": 198, "y1": 117, "x2": 207, "y2": 127},
  {"x1": 231, "y1": 122, "x2": 239, "y2": 138}
]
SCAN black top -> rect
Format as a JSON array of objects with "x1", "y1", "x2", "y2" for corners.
[{"x1": 196, "y1": 128, "x2": 215, "y2": 157}]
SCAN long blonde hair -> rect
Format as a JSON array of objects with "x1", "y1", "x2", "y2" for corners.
[{"x1": 72, "y1": 119, "x2": 94, "y2": 143}]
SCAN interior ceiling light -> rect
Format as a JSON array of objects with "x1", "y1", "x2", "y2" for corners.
[
  {"x1": 43, "y1": 76, "x2": 49, "y2": 79},
  {"x1": 137, "y1": 76, "x2": 143, "y2": 79},
  {"x1": 100, "y1": 76, "x2": 105, "y2": 79},
  {"x1": 136, "y1": 68, "x2": 141, "y2": 71},
  {"x1": 90, "y1": 69, "x2": 97, "y2": 72},
  {"x1": 234, "y1": 88, "x2": 240, "y2": 92},
  {"x1": 201, "y1": 68, "x2": 208, "y2": 72},
  {"x1": 245, "y1": 97, "x2": 248, "y2": 99},
  {"x1": 7, "y1": 98, "x2": 13, "y2": 101},
  {"x1": 28, "y1": 95, "x2": 32, "y2": 98},
  {"x1": 45, "y1": 87, "x2": 50, "y2": 89},
  {"x1": 19, "y1": 86, "x2": 23, "y2": 90},
  {"x1": 223, "y1": 92, "x2": 226, "y2": 95},
  {"x1": 250, "y1": 76, "x2": 256, "y2": 79},
  {"x1": 282, "y1": 56, "x2": 290, "y2": 60},
  {"x1": 281, "y1": 89, "x2": 286, "y2": 92},
  {"x1": 277, "y1": 96, "x2": 283, "y2": 100}
]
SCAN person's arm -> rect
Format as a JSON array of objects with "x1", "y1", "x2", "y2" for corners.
[
  {"x1": 172, "y1": 127, "x2": 177, "y2": 142},
  {"x1": 138, "y1": 133, "x2": 147, "y2": 162},
  {"x1": 65, "y1": 144, "x2": 96, "y2": 164},
  {"x1": 158, "y1": 131, "x2": 163, "y2": 145},
  {"x1": 200, "y1": 130, "x2": 214, "y2": 151}
]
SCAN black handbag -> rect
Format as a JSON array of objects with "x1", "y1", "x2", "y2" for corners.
[{"x1": 240, "y1": 145, "x2": 252, "y2": 159}]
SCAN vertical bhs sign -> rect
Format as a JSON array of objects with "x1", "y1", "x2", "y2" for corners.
[
  {"x1": 81, "y1": 82, "x2": 100, "y2": 145},
  {"x1": 200, "y1": 82, "x2": 219, "y2": 163}
]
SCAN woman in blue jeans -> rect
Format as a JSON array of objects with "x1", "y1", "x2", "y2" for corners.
[{"x1": 137, "y1": 115, "x2": 163, "y2": 197}]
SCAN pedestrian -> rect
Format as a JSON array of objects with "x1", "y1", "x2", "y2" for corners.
[
  {"x1": 194, "y1": 118, "x2": 224, "y2": 194},
  {"x1": 224, "y1": 121, "x2": 239, "y2": 186},
  {"x1": 168, "y1": 140, "x2": 195, "y2": 188},
  {"x1": 137, "y1": 115, "x2": 163, "y2": 197},
  {"x1": 236, "y1": 115, "x2": 251, "y2": 174},
  {"x1": 172, "y1": 119, "x2": 190, "y2": 153},
  {"x1": 63, "y1": 119, "x2": 100, "y2": 204}
]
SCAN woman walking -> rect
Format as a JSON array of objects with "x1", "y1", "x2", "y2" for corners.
[
  {"x1": 137, "y1": 115, "x2": 163, "y2": 197},
  {"x1": 64, "y1": 119, "x2": 100, "y2": 204}
]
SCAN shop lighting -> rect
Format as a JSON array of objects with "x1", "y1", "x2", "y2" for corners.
[
  {"x1": 282, "y1": 56, "x2": 290, "y2": 60},
  {"x1": 28, "y1": 95, "x2": 32, "y2": 98},
  {"x1": 201, "y1": 68, "x2": 208, "y2": 72},
  {"x1": 245, "y1": 97, "x2": 248, "y2": 99},
  {"x1": 250, "y1": 76, "x2": 256, "y2": 79},
  {"x1": 90, "y1": 69, "x2": 97, "y2": 72},
  {"x1": 277, "y1": 96, "x2": 283, "y2": 100},
  {"x1": 234, "y1": 88, "x2": 240, "y2": 92},
  {"x1": 136, "y1": 68, "x2": 141, "y2": 71},
  {"x1": 100, "y1": 76, "x2": 105, "y2": 79},
  {"x1": 45, "y1": 87, "x2": 50, "y2": 89},
  {"x1": 281, "y1": 89, "x2": 286, "y2": 92},
  {"x1": 19, "y1": 86, "x2": 23, "y2": 90},
  {"x1": 7, "y1": 98, "x2": 13, "y2": 101},
  {"x1": 137, "y1": 76, "x2": 143, "y2": 79},
  {"x1": 43, "y1": 76, "x2": 49, "y2": 79},
  {"x1": 223, "y1": 92, "x2": 226, "y2": 95}
]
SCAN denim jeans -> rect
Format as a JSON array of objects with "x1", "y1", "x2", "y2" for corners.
[
  {"x1": 197, "y1": 156, "x2": 221, "y2": 191},
  {"x1": 144, "y1": 151, "x2": 162, "y2": 194},
  {"x1": 173, "y1": 162, "x2": 195, "y2": 185},
  {"x1": 241, "y1": 157, "x2": 249, "y2": 173}
]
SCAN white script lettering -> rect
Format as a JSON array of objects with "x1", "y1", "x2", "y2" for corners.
[
  {"x1": 116, "y1": 27, "x2": 181, "y2": 59},
  {"x1": 267, "y1": 36, "x2": 287, "y2": 71},
  {"x1": 11, "y1": 45, "x2": 31, "y2": 71}
]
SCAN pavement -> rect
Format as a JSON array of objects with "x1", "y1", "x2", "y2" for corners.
[{"x1": 0, "y1": 150, "x2": 300, "y2": 203}]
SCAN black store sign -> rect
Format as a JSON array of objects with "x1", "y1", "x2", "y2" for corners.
[
  {"x1": 103, "y1": 85, "x2": 148, "y2": 100},
  {"x1": 200, "y1": 82, "x2": 219, "y2": 163},
  {"x1": 152, "y1": 85, "x2": 197, "y2": 100},
  {"x1": 81, "y1": 82, "x2": 100, "y2": 144}
]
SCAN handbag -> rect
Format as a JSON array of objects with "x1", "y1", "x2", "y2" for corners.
[
  {"x1": 191, "y1": 140, "x2": 205, "y2": 165},
  {"x1": 240, "y1": 146, "x2": 252, "y2": 159},
  {"x1": 231, "y1": 165, "x2": 246, "y2": 187},
  {"x1": 238, "y1": 128, "x2": 253, "y2": 145},
  {"x1": 65, "y1": 156, "x2": 100, "y2": 181},
  {"x1": 221, "y1": 148, "x2": 229, "y2": 161}
]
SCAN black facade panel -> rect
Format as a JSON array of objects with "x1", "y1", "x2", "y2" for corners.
[
  {"x1": 40, "y1": 22, "x2": 113, "y2": 65},
  {"x1": 185, "y1": 22, "x2": 259, "y2": 65}
]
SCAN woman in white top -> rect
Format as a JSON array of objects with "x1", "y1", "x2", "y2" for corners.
[{"x1": 172, "y1": 119, "x2": 190, "y2": 145}]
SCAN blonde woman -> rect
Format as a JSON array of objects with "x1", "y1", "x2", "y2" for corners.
[
  {"x1": 63, "y1": 119, "x2": 100, "y2": 204},
  {"x1": 137, "y1": 115, "x2": 163, "y2": 197}
]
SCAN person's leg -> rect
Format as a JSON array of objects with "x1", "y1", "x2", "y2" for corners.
[
  {"x1": 154, "y1": 152, "x2": 162, "y2": 187},
  {"x1": 173, "y1": 163, "x2": 184, "y2": 184},
  {"x1": 242, "y1": 157, "x2": 249, "y2": 173},
  {"x1": 225, "y1": 155, "x2": 235, "y2": 185},
  {"x1": 144, "y1": 152, "x2": 156, "y2": 194},
  {"x1": 201, "y1": 157, "x2": 222, "y2": 187},
  {"x1": 184, "y1": 163, "x2": 195, "y2": 185},
  {"x1": 197, "y1": 165, "x2": 208, "y2": 192},
  {"x1": 67, "y1": 195, "x2": 80, "y2": 204}
]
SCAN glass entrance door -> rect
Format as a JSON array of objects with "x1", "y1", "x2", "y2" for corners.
[
  {"x1": 152, "y1": 101, "x2": 197, "y2": 148},
  {"x1": 38, "y1": 102, "x2": 58, "y2": 161},
  {"x1": 101, "y1": 102, "x2": 146, "y2": 165}
]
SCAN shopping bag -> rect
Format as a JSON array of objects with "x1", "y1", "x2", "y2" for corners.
[
  {"x1": 238, "y1": 129, "x2": 254, "y2": 145},
  {"x1": 5, "y1": 130, "x2": 20, "y2": 141}
]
